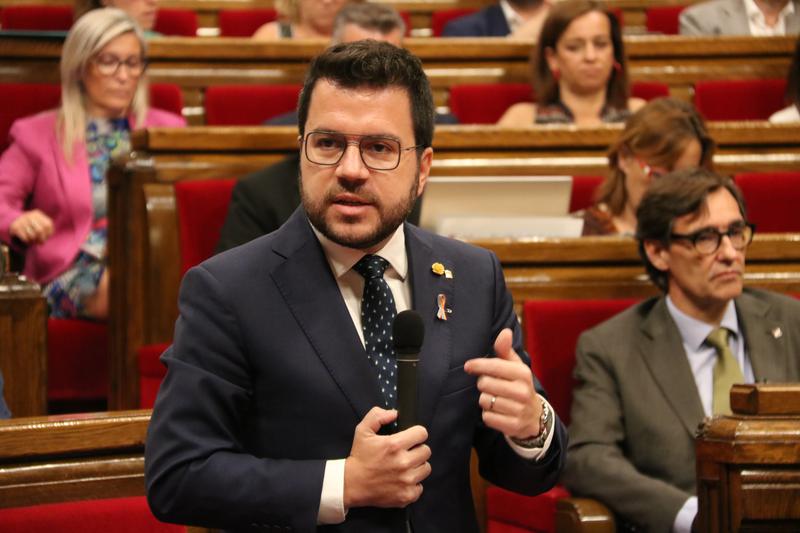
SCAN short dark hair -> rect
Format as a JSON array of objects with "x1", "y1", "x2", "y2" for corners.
[
  {"x1": 296, "y1": 40, "x2": 434, "y2": 149},
  {"x1": 636, "y1": 168, "x2": 747, "y2": 292}
]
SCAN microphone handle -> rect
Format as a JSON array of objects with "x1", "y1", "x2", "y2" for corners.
[{"x1": 396, "y1": 357, "x2": 418, "y2": 431}]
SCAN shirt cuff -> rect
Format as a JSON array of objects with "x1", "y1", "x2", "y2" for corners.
[
  {"x1": 673, "y1": 496, "x2": 697, "y2": 533},
  {"x1": 504, "y1": 397, "x2": 556, "y2": 461},
  {"x1": 318, "y1": 459, "x2": 347, "y2": 524}
]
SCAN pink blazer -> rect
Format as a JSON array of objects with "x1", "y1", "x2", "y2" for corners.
[{"x1": 0, "y1": 108, "x2": 185, "y2": 284}]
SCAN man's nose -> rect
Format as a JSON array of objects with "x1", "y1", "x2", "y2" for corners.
[
  {"x1": 717, "y1": 234, "x2": 740, "y2": 260},
  {"x1": 335, "y1": 142, "x2": 370, "y2": 179}
]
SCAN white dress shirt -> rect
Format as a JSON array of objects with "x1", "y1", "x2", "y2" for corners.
[
  {"x1": 310, "y1": 223, "x2": 553, "y2": 524},
  {"x1": 665, "y1": 297, "x2": 755, "y2": 533},
  {"x1": 744, "y1": 0, "x2": 795, "y2": 35}
]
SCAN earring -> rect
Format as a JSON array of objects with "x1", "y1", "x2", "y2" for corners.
[
  {"x1": 551, "y1": 67, "x2": 560, "y2": 81},
  {"x1": 613, "y1": 61, "x2": 623, "y2": 74}
]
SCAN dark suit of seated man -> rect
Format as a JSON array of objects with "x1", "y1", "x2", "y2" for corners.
[
  {"x1": 146, "y1": 41, "x2": 566, "y2": 532},
  {"x1": 441, "y1": 0, "x2": 550, "y2": 39},
  {"x1": 563, "y1": 168, "x2": 800, "y2": 532}
]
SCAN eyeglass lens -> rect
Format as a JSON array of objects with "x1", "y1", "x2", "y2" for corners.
[
  {"x1": 94, "y1": 54, "x2": 146, "y2": 76},
  {"x1": 692, "y1": 224, "x2": 753, "y2": 254},
  {"x1": 305, "y1": 132, "x2": 403, "y2": 171}
]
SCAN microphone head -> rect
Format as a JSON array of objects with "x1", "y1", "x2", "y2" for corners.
[{"x1": 392, "y1": 310, "x2": 425, "y2": 357}]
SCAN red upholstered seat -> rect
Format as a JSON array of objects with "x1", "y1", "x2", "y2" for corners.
[
  {"x1": 153, "y1": 8, "x2": 198, "y2": 37},
  {"x1": 149, "y1": 83, "x2": 184, "y2": 117},
  {"x1": 218, "y1": 8, "x2": 277, "y2": 36},
  {"x1": 631, "y1": 81, "x2": 670, "y2": 101},
  {"x1": 487, "y1": 298, "x2": 639, "y2": 533},
  {"x1": 47, "y1": 318, "x2": 109, "y2": 402},
  {"x1": 570, "y1": 175, "x2": 604, "y2": 213},
  {"x1": 204, "y1": 84, "x2": 303, "y2": 125},
  {"x1": 693, "y1": 79, "x2": 787, "y2": 121},
  {"x1": 734, "y1": 171, "x2": 800, "y2": 232},
  {"x1": 0, "y1": 5, "x2": 74, "y2": 31},
  {"x1": 0, "y1": 83, "x2": 61, "y2": 152},
  {"x1": 645, "y1": 5, "x2": 685, "y2": 35},
  {"x1": 432, "y1": 8, "x2": 477, "y2": 36},
  {"x1": 0, "y1": 496, "x2": 184, "y2": 532},
  {"x1": 449, "y1": 83, "x2": 533, "y2": 124}
]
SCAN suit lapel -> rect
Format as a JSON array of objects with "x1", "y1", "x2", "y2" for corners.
[
  {"x1": 406, "y1": 225, "x2": 453, "y2": 429},
  {"x1": 638, "y1": 299, "x2": 706, "y2": 436},
  {"x1": 270, "y1": 210, "x2": 384, "y2": 419},
  {"x1": 736, "y1": 292, "x2": 790, "y2": 382}
]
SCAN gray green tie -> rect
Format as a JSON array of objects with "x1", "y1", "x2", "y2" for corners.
[{"x1": 706, "y1": 327, "x2": 744, "y2": 415}]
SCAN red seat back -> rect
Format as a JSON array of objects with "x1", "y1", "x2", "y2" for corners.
[
  {"x1": 153, "y1": 8, "x2": 197, "y2": 36},
  {"x1": 448, "y1": 83, "x2": 533, "y2": 124},
  {"x1": 47, "y1": 318, "x2": 109, "y2": 402},
  {"x1": 174, "y1": 178, "x2": 237, "y2": 276},
  {"x1": 570, "y1": 175, "x2": 604, "y2": 213},
  {"x1": 524, "y1": 298, "x2": 639, "y2": 424},
  {"x1": 646, "y1": 5, "x2": 686, "y2": 35},
  {"x1": 693, "y1": 79, "x2": 787, "y2": 121},
  {"x1": 734, "y1": 172, "x2": 800, "y2": 232},
  {"x1": 204, "y1": 84, "x2": 303, "y2": 125},
  {"x1": 432, "y1": 8, "x2": 477, "y2": 36},
  {"x1": 0, "y1": 5, "x2": 74, "y2": 31},
  {"x1": 631, "y1": 80, "x2": 670, "y2": 101},
  {"x1": 149, "y1": 83, "x2": 184, "y2": 117},
  {"x1": 0, "y1": 83, "x2": 61, "y2": 152},
  {"x1": 218, "y1": 8, "x2": 278, "y2": 36},
  {"x1": 0, "y1": 497, "x2": 184, "y2": 532}
]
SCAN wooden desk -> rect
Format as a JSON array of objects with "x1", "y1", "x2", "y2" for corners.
[
  {"x1": 696, "y1": 384, "x2": 800, "y2": 532},
  {"x1": 0, "y1": 271, "x2": 47, "y2": 418},
  {"x1": 0, "y1": 35, "x2": 793, "y2": 124}
]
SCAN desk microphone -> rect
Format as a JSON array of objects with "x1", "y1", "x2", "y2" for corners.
[{"x1": 393, "y1": 310, "x2": 425, "y2": 431}]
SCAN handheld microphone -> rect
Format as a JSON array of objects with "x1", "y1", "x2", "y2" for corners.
[{"x1": 392, "y1": 310, "x2": 425, "y2": 431}]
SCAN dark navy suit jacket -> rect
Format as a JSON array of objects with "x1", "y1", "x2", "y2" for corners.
[
  {"x1": 145, "y1": 208, "x2": 566, "y2": 532},
  {"x1": 442, "y1": 4, "x2": 511, "y2": 37}
]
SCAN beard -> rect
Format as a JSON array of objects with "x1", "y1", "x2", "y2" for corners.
[{"x1": 300, "y1": 171, "x2": 420, "y2": 251}]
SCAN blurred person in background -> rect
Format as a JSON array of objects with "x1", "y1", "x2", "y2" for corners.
[
  {"x1": 680, "y1": 0, "x2": 800, "y2": 36},
  {"x1": 253, "y1": 0, "x2": 360, "y2": 40},
  {"x1": 581, "y1": 98, "x2": 715, "y2": 235},
  {"x1": 498, "y1": 0, "x2": 644, "y2": 126},
  {"x1": 75, "y1": 0, "x2": 161, "y2": 37},
  {"x1": 442, "y1": 0, "x2": 552, "y2": 39},
  {"x1": 0, "y1": 9, "x2": 185, "y2": 319},
  {"x1": 770, "y1": 36, "x2": 800, "y2": 122}
]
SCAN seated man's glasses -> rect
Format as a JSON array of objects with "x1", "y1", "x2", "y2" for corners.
[
  {"x1": 303, "y1": 131, "x2": 422, "y2": 171},
  {"x1": 670, "y1": 221, "x2": 755, "y2": 255},
  {"x1": 93, "y1": 54, "x2": 148, "y2": 77}
]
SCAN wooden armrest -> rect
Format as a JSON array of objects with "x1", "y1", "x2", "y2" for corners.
[{"x1": 555, "y1": 497, "x2": 615, "y2": 533}]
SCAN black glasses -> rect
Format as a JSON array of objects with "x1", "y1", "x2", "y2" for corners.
[
  {"x1": 303, "y1": 131, "x2": 422, "y2": 171},
  {"x1": 92, "y1": 54, "x2": 147, "y2": 77},
  {"x1": 670, "y1": 222, "x2": 755, "y2": 255}
]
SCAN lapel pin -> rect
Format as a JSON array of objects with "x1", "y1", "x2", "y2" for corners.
[
  {"x1": 444, "y1": 269, "x2": 453, "y2": 279},
  {"x1": 431, "y1": 262, "x2": 445, "y2": 276},
  {"x1": 771, "y1": 327, "x2": 783, "y2": 339},
  {"x1": 436, "y1": 293, "x2": 448, "y2": 321}
]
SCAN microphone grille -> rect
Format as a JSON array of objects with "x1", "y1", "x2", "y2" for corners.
[{"x1": 392, "y1": 310, "x2": 425, "y2": 354}]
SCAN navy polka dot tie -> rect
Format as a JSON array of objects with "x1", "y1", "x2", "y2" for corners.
[{"x1": 353, "y1": 254, "x2": 398, "y2": 409}]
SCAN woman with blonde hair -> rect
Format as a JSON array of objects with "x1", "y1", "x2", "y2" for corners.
[
  {"x1": 253, "y1": 0, "x2": 359, "y2": 40},
  {"x1": 0, "y1": 8, "x2": 185, "y2": 319},
  {"x1": 499, "y1": 0, "x2": 644, "y2": 126},
  {"x1": 581, "y1": 97, "x2": 715, "y2": 235}
]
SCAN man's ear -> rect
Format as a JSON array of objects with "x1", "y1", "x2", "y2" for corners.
[
  {"x1": 644, "y1": 239, "x2": 670, "y2": 272},
  {"x1": 416, "y1": 147, "x2": 433, "y2": 197}
]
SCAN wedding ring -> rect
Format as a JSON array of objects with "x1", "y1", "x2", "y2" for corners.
[{"x1": 489, "y1": 395, "x2": 497, "y2": 410}]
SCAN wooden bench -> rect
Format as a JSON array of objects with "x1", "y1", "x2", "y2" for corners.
[
  {"x1": 106, "y1": 123, "x2": 800, "y2": 409},
  {"x1": 0, "y1": 35, "x2": 794, "y2": 124}
]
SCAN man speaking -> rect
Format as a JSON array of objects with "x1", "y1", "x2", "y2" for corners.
[{"x1": 145, "y1": 41, "x2": 566, "y2": 532}]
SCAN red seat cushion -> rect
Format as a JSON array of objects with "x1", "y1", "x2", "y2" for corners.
[
  {"x1": 631, "y1": 81, "x2": 670, "y2": 101},
  {"x1": 570, "y1": 175, "x2": 604, "y2": 213},
  {"x1": 204, "y1": 84, "x2": 303, "y2": 125},
  {"x1": 0, "y1": 497, "x2": 184, "y2": 532},
  {"x1": 0, "y1": 83, "x2": 61, "y2": 151},
  {"x1": 153, "y1": 8, "x2": 197, "y2": 37},
  {"x1": 487, "y1": 485, "x2": 571, "y2": 533},
  {"x1": 218, "y1": 8, "x2": 278, "y2": 37},
  {"x1": 734, "y1": 172, "x2": 800, "y2": 232},
  {"x1": 47, "y1": 318, "x2": 108, "y2": 401},
  {"x1": 149, "y1": 83, "x2": 184, "y2": 117},
  {"x1": 138, "y1": 342, "x2": 171, "y2": 408},
  {"x1": 0, "y1": 5, "x2": 74, "y2": 31},
  {"x1": 449, "y1": 83, "x2": 533, "y2": 124},
  {"x1": 645, "y1": 6, "x2": 686, "y2": 35},
  {"x1": 693, "y1": 79, "x2": 787, "y2": 121}
]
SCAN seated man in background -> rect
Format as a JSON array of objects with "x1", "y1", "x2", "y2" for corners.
[
  {"x1": 680, "y1": 0, "x2": 799, "y2": 36},
  {"x1": 442, "y1": 0, "x2": 551, "y2": 39},
  {"x1": 563, "y1": 169, "x2": 800, "y2": 532},
  {"x1": 217, "y1": 3, "x2": 444, "y2": 252}
]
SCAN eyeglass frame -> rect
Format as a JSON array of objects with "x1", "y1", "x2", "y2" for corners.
[
  {"x1": 301, "y1": 130, "x2": 424, "y2": 171},
  {"x1": 91, "y1": 54, "x2": 148, "y2": 77},
  {"x1": 669, "y1": 221, "x2": 756, "y2": 255},
  {"x1": 634, "y1": 156, "x2": 670, "y2": 180}
]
